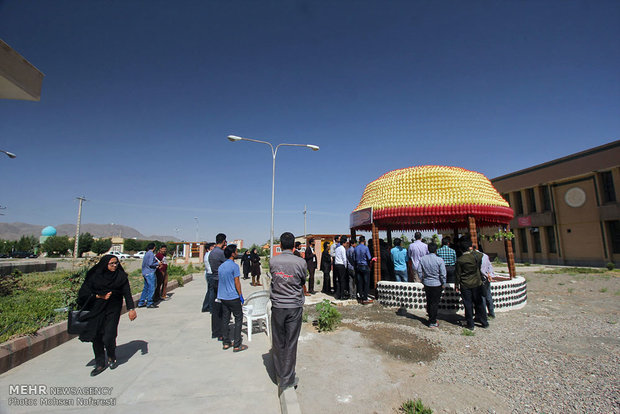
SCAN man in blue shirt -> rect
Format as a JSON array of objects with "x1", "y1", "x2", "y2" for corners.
[
  {"x1": 217, "y1": 244, "x2": 246, "y2": 352},
  {"x1": 138, "y1": 243, "x2": 159, "y2": 308},
  {"x1": 417, "y1": 243, "x2": 447, "y2": 328},
  {"x1": 437, "y1": 237, "x2": 457, "y2": 283},
  {"x1": 354, "y1": 236, "x2": 373, "y2": 304},
  {"x1": 391, "y1": 238, "x2": 409, "y2": 282}
]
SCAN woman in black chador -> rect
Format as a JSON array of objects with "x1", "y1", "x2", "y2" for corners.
[
  {"x1": 320, "y1": 241, "x2": 332, "y2": 294},
  {"x1": 250, "y1": 248, "x2": 262, "y2": 286},
  {"x1": 77, "y1": 255, "x2": 137, "y2": 376},
  {"x1": 241, "y1": 250, "x2": 251, "y2": 280}
]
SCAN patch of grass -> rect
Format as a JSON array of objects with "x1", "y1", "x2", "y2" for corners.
[
  {"x1": 615, "y1": 290, "x2": 620, "y2": 296},
  {"x1": 461, "y1": 328, "x2": 475, "y2": 336},
  {"x1": 600, "y1": 288, "x2": 608, "y2": 293},
  {"x1": 302, "y1": 312, "x2": 308, "y2": 323},
  {"x1": 400, "y1": 398, "x2": 433, "y2": 414},
  {"x1": 567, "y1": 288, "x2": 574, "y2": 294},
  {"x1": 608, "y1": 320, "x2": 617, "y2": 325},
  {"x1": 558, "y1": 282, "x2": 565, "y2": 286},
  {"x1": 606, "y1": 262, "x2": 615, "y2": 271}
]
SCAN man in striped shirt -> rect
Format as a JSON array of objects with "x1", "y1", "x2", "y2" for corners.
[{"x1": 437, "y1": 237, "x2": 457, "y2": 283}]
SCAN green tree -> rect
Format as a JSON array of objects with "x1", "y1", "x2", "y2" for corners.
[
  {"x1": 41, "y1": 235, "x2": 72, "y2": 257},
  {"x1": 123, "y1": 238, "x2": 140, "y2": 252},
  {"x1": 0, "y1": 239, "x2": 15, "y2": 255},
  {"x1": 15, "y1": 235, "x2": 38, "y2": 251},
  {"x1": 91, "y1": 238, "x2": 112, "y2": 255},
  {"x1": 77, "y1": 232, "x2": 94, "y2": 257},
  {"x1": 399, "y1": 234, "x2": 411, "y2": 249}
]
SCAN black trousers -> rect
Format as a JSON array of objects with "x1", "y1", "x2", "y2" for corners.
[
  {"x1": 424, "y1": 285, "x2": 443, "y2": 325},
  {"x1": 445, "y1": 265, "x2": 456, "y2": 284},
  {"x1": 221, "y1": 298, "x2": 243, "y2": 348},
  {"x1": 461, "y1": 285, "x2": 487, "y2": 329},
  {"x1": 153, "y1": 270, "x2": 164, "y2": 302},
  {"x1": 335, "y1": 264, "x2": 347, "y2": 299},
  {"x1": 321, "y1": 268, "x2": 331, "y2": 293},
  {"x1": 356, "y1": 265, "x2": 370, "y2": 301},
  {"x1": 211, "y1": 280, "x2": 223, "y2": 338},
  {"x1": 92, "y1": 311, "x2": 121, "y2": 367},
  {"x1": 307, "y1": 264, "x2": 316, "y2": 293},
  {"x1": 271, "y1": 307, "x2": 303, "y2": 389}
]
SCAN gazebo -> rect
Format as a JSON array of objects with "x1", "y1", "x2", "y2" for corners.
[{"x1": 349, "y1": 165, "x2": 517, "y2": 287}]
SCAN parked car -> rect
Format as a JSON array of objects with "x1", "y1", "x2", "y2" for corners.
[
  {"x1": 133, "y1": 251, "x2": 146, "y2": 259},
  {"x1": 106, "y1": 251, "x2": 131, "y2": 259},
  {"x1": 10, "y1": 251, "x2": 38, "y2": 258}
]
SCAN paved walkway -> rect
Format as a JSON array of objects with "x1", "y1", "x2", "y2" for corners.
[{"x1": 0, "y1": 273, "x2": 280, "y2": 414}]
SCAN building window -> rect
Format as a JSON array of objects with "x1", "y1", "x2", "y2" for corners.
[
  {"x1": 527, "y1": 188, "x2": 536, "y2": 213},
  {"x1": 519, "y1": 228, "x2": 528, "y2": 253},
  {"x1": 600, "y1": 171, "x2": 616, "y2": 203},
  {"x1": 608, "y1": 221, "x2": 620, "y2": 254},
  {"x1": 541, "y1": 186, "x2": 552, "y2": 212},
  {"x1": 502, "y1": 193, "x2": 510, "y2": 206},
  {"x1": 531, "y1": 228, "x2": 541, "y2": 253},
  {"x1": 515, "y1": 191, "x2": 524, "y2": 215},
  {"x1": 546, "y1": 226, "x2": 557, "y2": 253}
]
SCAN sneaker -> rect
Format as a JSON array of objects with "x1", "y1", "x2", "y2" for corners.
[
  {"x1": 137, "y1": 303, "x2": 146, "y2": 308},
  {"x1": 146, "y1": 304, "x2": 159, "y2": 309},
  {"x1": 429, "y1": 323, "x2": 438, "y2": 328}
]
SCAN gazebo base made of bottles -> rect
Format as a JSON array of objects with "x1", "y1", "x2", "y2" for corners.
[{"x1": 349, "y1": 166, "x2": 526, "y2": 313}]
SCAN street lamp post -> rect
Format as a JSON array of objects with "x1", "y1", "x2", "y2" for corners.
[
  {"x1": 1, "y1": 150, "x2": 16, "y2": 159},
  {"x1": 227, "y1": 135, "x2": 319, "y2": 260},
  {"x1": 194, "y1": 217, "x2": 199, "y2": 243}
]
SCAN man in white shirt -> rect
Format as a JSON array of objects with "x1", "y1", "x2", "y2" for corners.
[
  {"x1": 479, "y1": 252, "x2": 496, "y2": 319},
  {"x1": 201, "y1": 243, "x2": 215, "y2": 312},
  {"x1": 407, "y1": 232, "x2": 428, "y2": 283},
  {"x1": 334, "y1": 236, "x2": 349, "y2": 300},
  {"x1": 329, "y1": 235, "x2": 340, "y2": 294}
]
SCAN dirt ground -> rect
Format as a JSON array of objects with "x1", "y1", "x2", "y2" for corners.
[{"x1": 295, "y1": 269, "x2": 620, "y2": 414}]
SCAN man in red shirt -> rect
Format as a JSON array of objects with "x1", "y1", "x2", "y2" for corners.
[{"x1": 155, "y1": 245, "x2": 169, "y2": 301}]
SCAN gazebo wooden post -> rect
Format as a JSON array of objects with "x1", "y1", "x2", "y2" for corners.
[
  {"x1": 371, "y1": 222, "x2": 381, "y2": 287},
  {"x1": 453, "y1": 227, "x2": 459, "y2": 243},
  {"x1": 504, "y1": 225, "x2": 516, "y2": 279},
  {"x1": 386, "y1": 228, "x2": 392, "y2": 247},
  {"x1": 468, "y1": 216, "x2": 478, "y2": 249}
]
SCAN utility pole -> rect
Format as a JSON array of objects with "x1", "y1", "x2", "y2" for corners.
[
  {"x1": 73, "y1": 196, "x2": 87, "y2": 259},
  {"x1": 303, "y1": 205, "x2": 307, "y2": 243}
]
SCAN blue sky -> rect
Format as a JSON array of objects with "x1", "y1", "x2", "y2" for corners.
[{"x1": 1, "y1": 0, "x2": 618, "y2": 245}]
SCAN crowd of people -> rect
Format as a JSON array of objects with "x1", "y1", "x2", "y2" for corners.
[
  {"x1": 74, "y1": 230, "x2": 494, "y2": 380},
  {"x1": 200, "y1": 231, "x2": 306, "y2": 393},
  {"x1": 317, "y1": 232, "x2": 496, "y2": 330}
]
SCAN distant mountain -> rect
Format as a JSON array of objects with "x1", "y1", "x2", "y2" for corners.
[{"x1": 0, "y1": 222, "x2": 179, "y2": 241}]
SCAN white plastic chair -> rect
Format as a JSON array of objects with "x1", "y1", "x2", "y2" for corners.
[{"x1": 242, "y1": 291, "x2": 270, "y2": 342}]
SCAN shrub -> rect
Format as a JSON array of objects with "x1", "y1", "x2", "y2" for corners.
[
  {"x1": 606, "y1": 262, "x2": 615, "y2": 271},
  {"x1": 401, "y1": 398, "x2": 433, "y2": 414},
  {"x1": 302, "y1": 313, "x2": 308, "y2": 323},
  {"x1": 316, "y1": 299, "x2": 341, "y2": 332},
  {"x1": 0, "y1": 270, "x2": 22, "y2": 297}
]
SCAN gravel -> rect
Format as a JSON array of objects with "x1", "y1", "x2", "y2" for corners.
[{"x1": 297, "y1": 271, "x2": 620, "y2": 413}]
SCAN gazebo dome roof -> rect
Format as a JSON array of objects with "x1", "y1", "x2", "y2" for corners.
[{"x1": 352, "y1": 165, "x2": 513, "y2": 231}]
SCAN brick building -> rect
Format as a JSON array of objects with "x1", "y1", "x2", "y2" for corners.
[{"x1": 483, "y1": 140, "x2": 620, "y2": 266}]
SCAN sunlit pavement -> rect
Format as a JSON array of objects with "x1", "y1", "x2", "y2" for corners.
[{"x1": 0, "y1": 272, "x2": 279, "y2": 414}]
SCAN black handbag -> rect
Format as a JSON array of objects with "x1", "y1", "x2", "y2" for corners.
[{"x1": 67, "y1": 295, "x2": 93, "y2": 335}]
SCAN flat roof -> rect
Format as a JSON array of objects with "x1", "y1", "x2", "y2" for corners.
[{"x1": 492, "y1": 140, "x2": 620, "y2": 184}]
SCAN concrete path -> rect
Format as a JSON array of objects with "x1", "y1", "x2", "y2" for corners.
[{"x1": 0, "y1": 272, "x2": 280, "y2": 414}]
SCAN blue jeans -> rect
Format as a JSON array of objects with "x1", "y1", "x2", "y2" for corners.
[
  {"x1": 138, "y1": 272, "x2": 156, "y2": 306},
  {"x1": 481, "y1": 279, "x2": 495, "y2": 317},
  {"x1": 394, "y1": 269, "x2": 408, "y2": 282}
]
